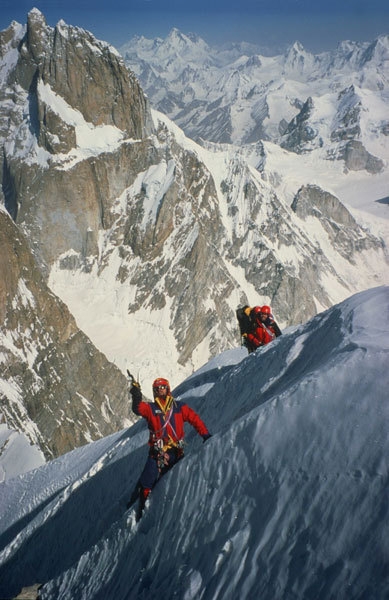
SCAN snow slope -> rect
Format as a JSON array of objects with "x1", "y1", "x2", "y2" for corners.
[
  {"x1": 0, "y1": 286, "x2": 388, "y2": 599},
  {"x1": 0, "y1": 424, "x2": 44, "y2": 482}
]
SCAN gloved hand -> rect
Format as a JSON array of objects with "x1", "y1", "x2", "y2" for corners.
[
  {"x1": 202, "y1": 433, "x2": 212, "y2": 443},
  {"x1": 130, "y1": 382, "x2": 142, "y2": 401},
  {"x1": 127, "y1": 370, "x2": 141, "y2": 393}
]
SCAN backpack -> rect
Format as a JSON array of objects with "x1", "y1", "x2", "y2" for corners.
[{"x1": 236, "y1": 305, "x2": 253, "y2": 337}]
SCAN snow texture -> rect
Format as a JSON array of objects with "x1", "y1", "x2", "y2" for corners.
[
  {"x1": 0, "y1": 286, "x2": 388, "y2": 599},
  {"x1": 48, "y1": 108, "x2": 389, "y2": 395},
  {"x1": 0, "y1": 424, "x2": 44, "y2": 482}
]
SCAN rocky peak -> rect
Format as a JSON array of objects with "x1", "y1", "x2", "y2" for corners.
[
  {"x1": 0, "y1": 20, "x2": 25, "y2": 56},
  {"x1": 330, "y1": 85, "x2": 384, "y2": 173},
  {"x1": 291, "y1": 184, "x2": 382, "y2": 260},
  {"x1": 9, "y1": 8, "x2": 153, "y2": 155},
  {"x1": 331, "y1": 85, "x2": 361, "y2": 142},
  {"x1": 26, "y1": 8, "x2": 50, "y2": 62},
  {"x1": 0, "y1": 9, "x2": 156, "y2": 274},
  {"x1": 280, "y1": 97, "x2": 318, "y2": 153},
  {"x1": 360, "y1": 34, "x2": 389, "y2": 66},
  {"x1": 291, "y1": 184, "x2": 357, "y2": 226},
  {"x1": 283, "y1": 41, "x2": 315, "y2": 74}
]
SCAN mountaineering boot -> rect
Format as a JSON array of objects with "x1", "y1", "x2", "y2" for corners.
[{"x1": 136, "y1": 486, "x2": 151, "y2": 521}]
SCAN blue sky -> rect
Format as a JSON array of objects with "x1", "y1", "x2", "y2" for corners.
[{"x1": 1, "y1": 0, "x2": 388, "y2": 53}]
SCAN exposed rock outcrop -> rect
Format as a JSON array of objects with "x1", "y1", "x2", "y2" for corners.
[
  {"x1": 22, "y1": 9, "x2": 152, "y2": 142},
  {"x1": 1, "y1": 9, "x2": 154, "y2": 275},
  {"x1": 341, "y1": 140, "x2": 384, "y2": 174},
  {"x1": 291, "y1": 184, "x2": 382, "y2": 259},
  {"x1": 330, "y1": 85, "x2": 384, "y2": 173},
  {"x1": 280, "y1": 97, "x2": 319, "y2": 153},
  {"x1": 0, "y1": 207, "x2": 133, "y2": 459}
]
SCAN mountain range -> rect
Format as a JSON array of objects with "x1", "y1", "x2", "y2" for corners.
[
  {"x1": 120, "y1": 27, "x2": 389, "y2": 153},
  {"x1": 0, "y1": 11, "x2": 388, "y2": 460}
]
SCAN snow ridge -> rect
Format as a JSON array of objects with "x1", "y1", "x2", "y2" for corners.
[{"x1": 0, "y1": 286, "x2": 388, "y2": 600}]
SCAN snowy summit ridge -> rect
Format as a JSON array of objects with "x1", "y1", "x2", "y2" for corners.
[{"x1": 0, "y1": 286, "x2": 388, "y2": 599}]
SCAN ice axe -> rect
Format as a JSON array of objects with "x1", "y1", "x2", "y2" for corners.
[{"x1": 127, "y1": 369, "x2": 141, "y2": 387}]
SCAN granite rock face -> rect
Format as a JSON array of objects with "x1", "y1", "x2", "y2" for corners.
[
  {"x1": 0, "y1": 208, "x2": 133, "y2": 459},
  {"x1": 22, "y1": 9, "x2": 151, "y2": 142},
  {"x1": 291, "y1": 185, "x2": 382, "y2": 259},
  {"x1": 1, "y1": 9, "x2": 154, "y2": 274}
]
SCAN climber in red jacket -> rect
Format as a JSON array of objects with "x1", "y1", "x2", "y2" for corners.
[
  {"x1": 245, "y1": 305, "x2": 282, "y2": 352},
  {"x1": 128, "y1": 376, "x2": 211, "y2": 518}
]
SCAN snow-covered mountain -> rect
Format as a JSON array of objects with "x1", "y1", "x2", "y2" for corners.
[
  {"x1": 120, "y1": 29, "x2": 389, "y2": 154},
  {"x1": 0, "y1": 11, "x2": 388, "y2": 460},
  {"x1": 1, "y1": 286, "x2": 388, "y2": 600}
]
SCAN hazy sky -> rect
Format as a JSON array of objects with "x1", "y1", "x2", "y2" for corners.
[{"x1": 1, "y1": 0, "x2": 389, "y2": 53}]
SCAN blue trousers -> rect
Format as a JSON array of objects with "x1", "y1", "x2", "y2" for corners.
[{"x1": 139, "y1": 447, "x2": 183, "y2": 490}]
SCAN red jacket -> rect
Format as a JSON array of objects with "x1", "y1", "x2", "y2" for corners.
[
  {"x1": 133, "y1": 394, "x2": 210, "y2": 447},
  {"x1": 247, "y1": 321, "x2": 276, "y2": 349}
]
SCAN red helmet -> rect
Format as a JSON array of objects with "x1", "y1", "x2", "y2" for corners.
[
  {"x1": 260, "y1": 305, "x2": 272, "y2": 315},
  {"x1": 152, "y1": 377, "x2": 170, "y2": 397},
  {"x1": 251, "y1": 306, "x2": 262, "y2": 316}
]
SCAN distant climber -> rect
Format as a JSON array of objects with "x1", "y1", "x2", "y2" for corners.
[
  {"x1": 128, "y1": 375, "x2": 211, "y2": 519},
  {"x1": 236, "y1": 304, "x2": 282, "y2": 353}
]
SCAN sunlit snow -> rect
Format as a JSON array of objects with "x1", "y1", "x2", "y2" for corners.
[
  {"x1": 48, "y1": 109, "x2": 389, "y2": 395},
  {"x1": 0, "y1": 286, "x2": 388, "y2": 599}
]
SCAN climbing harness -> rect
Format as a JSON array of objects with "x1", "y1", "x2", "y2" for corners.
[{"x1": 152, "y1": 396, "x2": 185, "y2": 470}]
